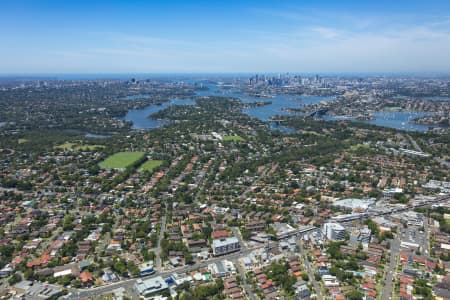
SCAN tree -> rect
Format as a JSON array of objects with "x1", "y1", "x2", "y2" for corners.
[
  {"x1": 327, "y1": 241, "x2": 344, "y2": 259},
  {"x1": 346, "y1": 290, "x2": 363, "y2": 300},
  {"x1": 357, "y1": 243, "x2": 363, "y2": 251},
  {"x1": 8, "y1": 273, "x2": 22, "y2": 285},
  {"x1": 62, "y1": 214, "x2": 75, "y2": 231},
  {"x1": 393, "y1": 193, "x2": 409, "y2": 204},
  {"x1": 0, "y1": 244, "x2": 15, "y2": 269},
  {"x1": 185, "y1": 253, "x2": 194, "y2": 265},
  {"x1": 364, "y1": 218, "x2": 380, "y2": 237},
  {"x1": 304, "y1": 208, "x2": 314, "y2": 217},
  {"x1": 314, "y1": 273, "x2": 321, "y2": 281},
  {"x1": 72, "y1": 279, "x2": 82, "y2": 288},
  {"x1": 142, "y1": 249, "x2": 155, "y2": 261},
  {"x1": 112, "y1": 258, "x2": 128, "y2": 276},
  {"x1": 127, "y1": 261, "x2": 140, "y2": 277},
  {"x1": 240, "y1": 227, "x2": 251, "y2": 240},
  {"x1": 57, "y1": 275, "x2": 72, "y2": 286}
]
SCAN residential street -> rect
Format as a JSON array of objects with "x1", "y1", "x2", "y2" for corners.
[
  {"x1": 298, "y1": 240, "x2": 323, "y2": 300},
  {"x1": 381, "y1": 237, "x2": 400, "y2": 300},
  {"x1": 234, "y1": 258, "x2": 257, "y2": 300},
  {"x1": 155, "y1": 215, "x2": 167, "y2": 270}
]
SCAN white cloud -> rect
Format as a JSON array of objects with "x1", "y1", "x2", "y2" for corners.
[{"x1": 310, "y1": 26, "x2": 344, "y2": 39}]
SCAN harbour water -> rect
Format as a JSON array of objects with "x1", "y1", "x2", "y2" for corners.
[
  {"x1": 425, "y1": 96, "x2": 450, "y2": 102},
  {"x1": 124, "y1": 99, "x2": 195, "y2": 129},
  {"x1": 325, "y1": 112, "x2": 432, "y2": 132},
  {"x1": 123, "y1": 82, "x2": 443, "y2": 132}
]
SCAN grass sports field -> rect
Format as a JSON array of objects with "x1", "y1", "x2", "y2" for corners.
[
  {"x1": 139, "y1": 160, "x2": 164, "y2": 172},
  {"x1": 99, "y1": 151, "x2": 145, "y2": 169},
  {"x1": 223, "y1": 135, "x2": 245, "y2": 142}
]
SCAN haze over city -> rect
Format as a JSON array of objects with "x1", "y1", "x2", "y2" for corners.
[{"x1": 2, "y1": 0, "x2": 450, "y2": 74}]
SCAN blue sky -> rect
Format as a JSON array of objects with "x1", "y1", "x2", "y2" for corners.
[{"x1": 1, "y1": 0, "x2": 450, "y2": 74}]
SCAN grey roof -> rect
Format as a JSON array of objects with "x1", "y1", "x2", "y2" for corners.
[
  {"x1": 216, "y1": 261, "x2": 226, "y2": 274},
  {"x1": 212, "y1": 236, "x2": 239, "y2": 248},
  {"x1": 135, "y1": 276, "x2": 168, "y2": 295},
  {"x1": 14, "y1": 280, "x2": 63, "y2": 300},
  {"x1": 78, "y1": 260, "x2": 91, "y2": 269},
  {"x1": 434, "y1": 286, "x2": 450, "y2": 299}
]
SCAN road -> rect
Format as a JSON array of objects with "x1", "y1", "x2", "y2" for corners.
[
  {"x1": 231, "y1": 227, "x2": 247, "y2": 250},
  {"x1": 234, "y1": 258, "x2": 257, "y2": 300},
  {"x1": 230, "y1": 227, "x2": 256, "y2": 300},
  {"x1": 381, "y1": 237, "x2": 400, "y2": 300},
  {"x1": 407, "y1": 134, "x2": 450, "y2": 167},
  {"x1": 68, "y1": 245, "x2": 264, "y2": 299},
  {"x1": 407, "y1": 134, "x2": 423, "y2": 152},
  {"x1": 423, "y1": 213, "x2": 431, "y2": 256},
  {"x1": 155, "y1": 215, "x2": 167, "y2": 270},
  {"x1": 297, "y1": 240, "x2": 323, "y2": 300}
]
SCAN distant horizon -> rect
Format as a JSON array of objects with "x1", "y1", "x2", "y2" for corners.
[
  {"x1": 1, "y1": 71, "x2": 450, "y2": 81},
  {"x1": 1, "y1": 0, "x2": 450, "y2": 74}
]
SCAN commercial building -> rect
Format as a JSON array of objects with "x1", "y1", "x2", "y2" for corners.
[
  {"x1": 139, "y1": 260, "x2": 155, "y2": 276},
  {"x1": 208, "y1": 260, "x2": 236, "y2": 277},
  {"x1": 383, "y1": 187, "x2": 403, "y2": 197},
  {"x1": 400, "y1": 241, "x2": 420, "y2": 251},
  {"x1": 212, "y1": 237, "x2": 240, "y2": 256},
  {"x1": 135, "y1": 276, "x2": 169, "y2": 297},
  {"x1": 399, "y1": 148, "x2": 430, "y2": 158},
  {"x1": 13, "y1": 280, "x2": 63, "y2": 300},
  {"x1": 323, "y1": 222, "x2": 346, "y2": 241},
  {"x1": 332, "y1": 198, "x2": 375, "y2": 212},
  {"x1": 331, "y1": 213, "x2": 368, "y2": 223},
  {"x1": 270, "y1": 223, "x2": 297, "y2": 240},
  {"x1": 350, "y1": 226, "x2": 372, "y2": 245}
]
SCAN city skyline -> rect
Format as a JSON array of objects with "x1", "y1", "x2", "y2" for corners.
[{"x1": 2, "y1": 0, "x2": 450, "y2": 74}]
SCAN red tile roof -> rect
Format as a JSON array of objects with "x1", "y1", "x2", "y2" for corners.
[{"x1": 80, "y1": 271, "x2": 94, "y2": 283}]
